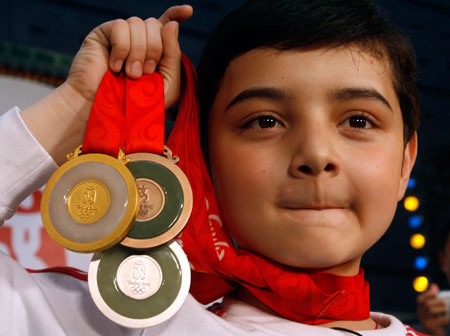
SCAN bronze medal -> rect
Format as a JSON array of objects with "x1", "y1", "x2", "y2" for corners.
[{"x1": 121, "y1": 147, "x2": 193, "y2": 249}]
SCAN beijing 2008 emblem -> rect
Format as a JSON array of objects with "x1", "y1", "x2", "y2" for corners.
[
  {"x1": 136, "y1": 178, "x2": 165, "y2": 222},
  {"x1": 116, "y1": 255, "x2": 163, "y2": 300},
  {"x1": 67, "y1": 180, "x2": 111, "y2": 224}
]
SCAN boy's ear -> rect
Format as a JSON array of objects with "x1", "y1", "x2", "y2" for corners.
[{"x1": 398, "y1": 131, "x2": 418, "y2": 201}]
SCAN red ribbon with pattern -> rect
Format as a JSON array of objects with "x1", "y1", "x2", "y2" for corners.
[{"x1": 82, "y1": 70, "x2": 164, "y2": 156}]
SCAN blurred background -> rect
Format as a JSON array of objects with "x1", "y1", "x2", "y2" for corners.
[{"x1": 0, "y1": 0, "x2": 449, "y2": 324}]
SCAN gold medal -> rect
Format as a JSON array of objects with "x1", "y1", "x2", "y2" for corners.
[{"x1": 41, "y1": 146, "x2": 139, "y2": 253}]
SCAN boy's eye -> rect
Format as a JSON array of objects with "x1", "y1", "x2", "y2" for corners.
[
  {"x1": 345, "y1": 115, "x2": 374, "y2": 129},
  {"x1": 244, "y1": 115, "x2": 282, "y2": 129}
]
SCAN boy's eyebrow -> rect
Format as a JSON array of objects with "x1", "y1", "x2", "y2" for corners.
[
  {"x1": 225, "y1": 87, "x2": 291, "y2": 110},
  {"x1": 225, "y1": 87, "x2": 393, "y2": 112},
  {"x1": 330, "y1": 87, "x2": 393, "y2": 112}
]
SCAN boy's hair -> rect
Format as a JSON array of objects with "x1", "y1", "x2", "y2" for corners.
[{"x1": 197, "y1": 0, "x2": 419, "y2": 151}]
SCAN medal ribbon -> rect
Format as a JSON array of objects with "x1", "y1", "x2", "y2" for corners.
[
  {"x1": 82, "y1": 70, "x2": 164, "y2": 156},
  {"x1": 168, "y1": 54, "x2": 371, "y2": 325}
]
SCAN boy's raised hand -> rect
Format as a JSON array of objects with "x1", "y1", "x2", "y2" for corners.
[
  {"x1": 20, "y1": 5, "x2": 193, "y2": 165},
  {"x1": 67, "y1": 4, "x2": 193, "y2": 117}
]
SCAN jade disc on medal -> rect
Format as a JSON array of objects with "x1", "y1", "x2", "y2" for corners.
[
  {"x1": 127, "y1": 160, "x2": 184, "y2": 239},
  {"x1": 97, "y1": 244, "x2": 182, "y2": 319},
  {"x1": 41, "y1": 152, "x2": 139, "y2": 253}
]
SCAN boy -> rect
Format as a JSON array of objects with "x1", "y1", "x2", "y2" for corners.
[{"x1": 0, "y1": 0, "x2": 424, "y2": 334}]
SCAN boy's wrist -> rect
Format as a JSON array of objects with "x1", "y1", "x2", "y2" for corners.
[{"x1": 20, "y1": 82, "x2": 90, "y2": 165}]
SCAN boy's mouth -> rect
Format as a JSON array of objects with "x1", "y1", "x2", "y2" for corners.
[
  {"x1": 277, "y1": 198, "x2": 348, "y2": 211},
  {"x1": 276, "y1": 205, "x2": 351, "y2": 229},
  {"x1": 276, "y1": 184, "x2": 349, "y2": 211},
  {"x1": 286, "y1": 205, "x2": 346, "y2": 210}
]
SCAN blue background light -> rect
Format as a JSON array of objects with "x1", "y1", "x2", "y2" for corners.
[
  {"x1": 408, "y1": 178, "x2": 416, "y2": 189},
  {"x1": 414, "y1": 256, "x2": 428, "y2": 270},
  {"x1": 408, "y1": 216, "x2": 423, "y2": 229}
]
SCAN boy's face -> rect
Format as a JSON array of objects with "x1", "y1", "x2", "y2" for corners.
[{"x1": 207, "y1": 46, "x2": 417, "y2": 275}]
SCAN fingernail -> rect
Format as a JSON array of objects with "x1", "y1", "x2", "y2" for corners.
[
  {"x1": 114, "y1": 59, "x2": 123, "y2": 71},
  {"x1": 144, "y1": 60, "x2": 156, "y2": 74},
  {"x1": 130, "y1": 61, "x2": 142, "y2": 77}
]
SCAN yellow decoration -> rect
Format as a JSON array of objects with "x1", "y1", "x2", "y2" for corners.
[
  {"x1": 410, "y1": 233, "x2": 426, "y2": 249},
  {"x1": 413, "y1": 276, "x2": 429, "y2": 293},
  {"x1": 404, "y1": 196, "x2": 419, "y2": 212}
]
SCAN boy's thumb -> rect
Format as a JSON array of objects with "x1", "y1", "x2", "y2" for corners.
[{"x1": 159, "y1": 21, "x2": 181, "y2": 110}]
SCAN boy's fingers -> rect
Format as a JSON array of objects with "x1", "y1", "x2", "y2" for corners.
[
  {"x1": 159, "y1": 21, "x2": 181, "y2": 109},
  {"x1": 159, "y1": 5, "x2": 193, "y2": 25},
  {"x1": 160, "y1": 21, "x2": 180, "y2": 66},
  {"x1": 143, "y1": 18, "x2": 163, "y2": 74},
  {"x1": 107, "y1": 19, "x2": 131, "y2": 72},
  {"x1": 124, "y1": 17, "x2": 147, "y2": 78}
]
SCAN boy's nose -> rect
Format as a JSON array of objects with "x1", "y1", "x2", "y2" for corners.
[
  {"x1": 297, "y1": 162, "x2": 336, "y2": 176},
  {"x1": 288, "y1": 128, "x2": 340, "y2": 178}
]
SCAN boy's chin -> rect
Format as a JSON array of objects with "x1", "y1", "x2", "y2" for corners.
[
  {"x1": 232, "y1": 227, "x2": 372, "y2": 275},
  {"x1": 263, "y1": 249, "x2": 364, "y2": 276}
]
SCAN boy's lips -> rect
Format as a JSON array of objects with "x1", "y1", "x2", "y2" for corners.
[
  {"x1": 283, "y1": 205, "x2": 347, "y2": 210},
  {"x1": 277, "y1": 202, "x2": 352, "y2": 227},
  {"x1": 276, "y1": 183, "x2": 349, "y2": 210},
  {"x1": 276, "y1": 196, "x2": 349, "y2": 211}
]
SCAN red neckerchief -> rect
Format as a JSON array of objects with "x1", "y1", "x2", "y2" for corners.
[{"x1": 167, "y1": 54, "x2": 370, "y2": 324}]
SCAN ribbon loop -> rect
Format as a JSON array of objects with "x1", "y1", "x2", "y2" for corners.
[
  {"x1": 124, "y1": 74, "x2": 165, "y2": 154},
  {"x1": 82, "y1": 71, "x2": 165, "y2": 156}
]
